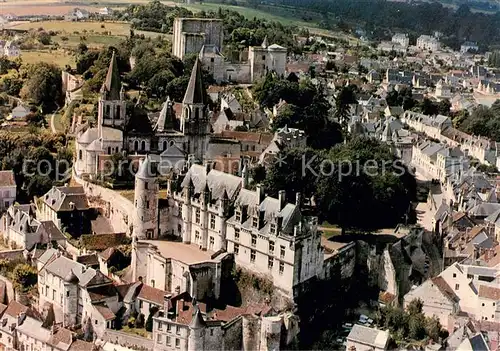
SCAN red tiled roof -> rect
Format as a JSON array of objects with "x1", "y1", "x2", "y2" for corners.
[
  {"x1": 138, "y1": 284, "x2": 166, "y2": 306},
  {"x1": 48, "y1": 327, "x2": 72, "y2": 348},
  {"x1": 479, "y1": 285, "x2": 500, "y2": 300},
  {"x1": 94, "y1": 304, "x2": 115, "y2": 320},
  {"x1": 379, "y1": 291, "x2": 396, "y2": 304},
  {"x1": 4, "y1": 300, "x2": 28, "y2": 317},
  {"x1": 0, "y1": 303, "x2": 7, "y2": 317},
  {"x1": 99, "y1": 247, "x2": 116, "y2": 262},
  {"x1": 431, "y1": 276, "x2": 459, "y2": 302},
  {"x1": 68, "y1": 340, "x2": 95, "y2": 350},
  {"x1": 0, "y1": 170, "x2": 15, "y2": 187}
]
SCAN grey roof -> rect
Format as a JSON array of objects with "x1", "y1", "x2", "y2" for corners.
[
  {"x1": 261, "y1": 36, "x2": 269, "y2": 49},
  {"x1": 155, "y1": 97, "x2": 174, "y2": 132},
  {"x1": 136, "y1": 155, "x2": 156, "y2": 180},
  {"x1": 347, "y1": 325, "x2": 389, "y2": 349},
  {"x1": 183, "y1": 58, "x2": 205, "y2": 105},
  {"x1": 44, "y1": 255, "x2": 112, "y2": 287},
  {"x1": 42, "y1": 186, "x2": 89, "y2": 212},
  {"x1": 468, "y1": 333, "x2": 489, "y2": 351},
  {"x1": 181, "y1": 164, "x2": 242, "y2": 201},
  {"x1": 123, "y1": 281, "x2": 142, "y2": 304},
  {"x1": 206, "y1": 142, "x2": 241, "y2": 159},
  {"x1": 484, "y1": 208, "x2": 500, "y2": 225},
  {"x1": 38, "y1": 248, "x2": 57, "y2": 265},
  {"x1": 101, "y1": 51, "x2": 121, "y2": 101},
  {"x1": 190, "y1": 307, "x2": 206, "y2": 329},
  {"x1": 77, "y1": 127, "x2": 98, "y2": 145},
  {"x1": 469, "y1": 203, "x2": 500, "y2": 218},
  {"x1": 466, "y1": 265, "x2": 497, "y2": 278}
]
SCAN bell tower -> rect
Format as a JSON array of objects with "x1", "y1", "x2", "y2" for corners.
[
  {"x1": 181, "y1": 58, "x2": 210, "y2": 162},
  {"x1": 98, "y1": 51, "x2": 126, "y2": 132}
]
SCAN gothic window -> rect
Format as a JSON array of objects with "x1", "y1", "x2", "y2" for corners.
[
  {"x1": 163, "y1": 141, "x2": 167, "y2": 150},
  {"x1": 210, "y1": 58, "x2": 214, "y2": 63},
  {"x1": 141, "y1": 140, "x2": 146, "y2": 151},
  {"x1": 184, "y1": 107, "x2": 190, "y2": 119},
  {"x1": 134, "y1": 140, "x2": 138, "y2": 151},
  {"x1": 252, "y1": 216, "x2": 258, "y2": 228},
  {"x1": 170, "y1": 140, "x2": 175, "y2": 147},
  {"x1": 146, "y1": 201, "x2": 150, "y2": 209},
  {"x1": 107, "y1": 147, "x2": 111, "y2": 154},
  {"x1": 116, "y1": 105, "x2": 121, "y2": 119},
  {"x1": 145, "y1": 182, "x2": 148, "y2": 190},
  {"x1": 105, "y1": 105, "x2": 110, "y2": 118},
  {"x1": 262, "y1": 55, "x2": 266, "y2": 60},
  {"x1": 78, "y1": 150, "x2": 82, "y2": 160},
  {"x1": 195, "y1": 108, "x2": 200, "y2": 120}
]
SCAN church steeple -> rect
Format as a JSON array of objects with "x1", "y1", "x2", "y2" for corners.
[
  {"x1": 183, "y1": 58, "x2": 205, "y2": 106},
  {"x1": 155, "y1": 96, "x2": 175, "y2": 132},
  {"x1": 101, "y1": 50, "x2": 121, "y2": 101},
  {"x1": 261, "y1": 35, "x2": 269, "y2": 49}
]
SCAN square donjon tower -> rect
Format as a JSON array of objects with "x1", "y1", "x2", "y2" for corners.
[{"x1": 173, "y1": 18, "x2": 224, "y2": 59}]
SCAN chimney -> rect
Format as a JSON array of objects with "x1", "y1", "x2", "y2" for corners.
[
  {"x1": 256, "y1": 185, "x2": 264, "y2": 204},
  {"x1": 295, "y1": 192, "x2": 302, "y2": 208},
  {"x1": 18, "y1": 312, "x2": 26, "y2": 326},
  {"x1": 278, "y1": 190, "x2": 286, "y2": 211},
  {"x1": 164, "y1": 294, "x2": 172, "y2": 314}
]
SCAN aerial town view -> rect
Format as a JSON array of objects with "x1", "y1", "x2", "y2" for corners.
[{"x1": 0, "y1": 0, "x2": 498, "y2": 349}]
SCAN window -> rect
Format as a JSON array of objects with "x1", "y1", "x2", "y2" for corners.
[
  {"x1": 235, "y1": 210, "x2": 241, "y2": 222},
  {"x1": 141, "y1": 140, "x2": 146, "y2": 151},
  {"x1": 157, "y1": 334, "x2": 162, "y2": 344},
  {"x1": 269, "y1": 241, "x2": 275, "y2": 253},
  {"x1": 176, "y1": 326, "x2": 180, "y2": 335},
  {"x1": 108, "y1": 146, "x2": 111, "y2": 154},
  {"x1": 455, "y1": 284, "x2": 459, "y2": 290},
  {"x1": 167, "y1": 324, "x2": 172, "y2": 332},
  {"x1": 252, "y1": 216, "x2": 258, "y2": 228},
  {"x1": 78, "y1": 150, "x2": 82, "y2": 160},
  {"x1": 163, "y1": 141, "x2": 168, "y2": 150},
  {"x1": 134, "y1": 140, "x2": 138, "y2": 151},
  {"x1": 52, "y1": 289, "x2": 56, "y2": 300},
  {"x1": 146, "y1": 201, "x2": 150, "y2": 209},
  {"x1": 116, "y1": 105, "x2": 121, "y2": 119},
  {"x1": 195, "y1": 231, "x2": 200, "y2": 243},
  {"x1": 482, "y1": 303, "x2": 485, "y2": 306},
  {"x1": 268, "y1": 257, "x2": 273, "y2": 270},
  {"x1": 262, "y1": 55, "x2": 266, "y2": 60},
  {"x1": 270, "y1": 223, "x2": 276, "y2": 234},
  {"x1": 95, "y1": 320, "x2": 98, "y2": 325},
  {"x1": 494, "y1": 303, "x2": 496, "y2": 306},
  {"x1": 234, "y1": 243, "x2": 239, "y2": 255},
  {"x1": 105, "y1": 105, "x2": 110, "y2": 117},
  {"x1": 66, "y1": 291, "x2": 69, "y2": 297},
  {"x1": 210, "y1": 58, "x2": 214, "y2": 63},
  {"x1": 235, "y1": 228, "x2": 240, "y2": 241},
  {"x1": 166, "y1": 336, "x2": 171, "y2": 345},
  {"x1": 453, "y1": 273, "x2": 457, "y2": 278},
  {"x1": 280, "y1": 245, "x2": 285, "y2": 259},
  {"x1": 210, "y1": 329, "x2": 214, "y2": 336},
  {"x1": 251, "y1": 234, "x2": 257, "y2": 247},
  {"x1": 210, "y1": 214, "x2": 216, "y2": 229},
  {"x1": 250, "y1": 249, "x2": 256, "y2": 263},
  {"x1": 209, "y1": 237, "x2": 214, "y2": 250},
  {"x1": 196, "y1": 209, "x2": 201, "y2": 223},
  {"x1": 151, "y1": 280, "x2": 155, "y2": 288},
  {"x1": 175, "y1": 338, "x2": 180, "y2": 348},
  {"x1": 158, "y1": 322, "x2": 162, "y2": 331},
  {"x1": 279, "y1": 262, "x2": 284, "y2": 275},
  {"x1": 145, "y1": 182, "x2": 148, "y2": 190}
]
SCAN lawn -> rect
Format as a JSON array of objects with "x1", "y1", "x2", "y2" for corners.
[
  {"x1": 320, "y1": 222, "x2": 343, "y2": 238},
  {"x1": 20, "y1": 49, "x2": 74, "y2": 67},
  {"x1": 11, "y1": 20, "x2": 133, "y2": 36}
]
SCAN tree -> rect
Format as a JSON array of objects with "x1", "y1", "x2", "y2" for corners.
[
  {"x1": 20, "y1": 62, "x2": 62, "y2": 112},
  {"x1": 334, "y1": 85, "x2": 357, "y2": 138},
  {"x1": 437, "y1": 99, "x2": 451, "y2": 116},
  {"x1": 12, "y1": 264, "x2": 37, "y2": 293},
  {"x1": 83, "y1": 317, "x2": 94, "y2": 341}
]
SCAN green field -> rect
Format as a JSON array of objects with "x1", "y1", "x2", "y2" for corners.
[{"x1": 21, "y1": 49, "x2": 74, "y2": 67}]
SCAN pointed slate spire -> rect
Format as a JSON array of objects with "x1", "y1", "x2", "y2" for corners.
[
  {"x1": 183, "y1": 58, "x2": 205, "y2": 105},
  {"x1": 190, "y1": 306, "x2": 206, "y2": 329},
  {"x1": 155, "y1": 96, "x2": 174, "y2": 132},
  {"x1": 136, "y1": 155, "x2": 156, "y2": 180},
  {"x1": 261, "y1": 35, "x2": 269, "y2": 49},
  {"x1": 101, "y1": 50, "x2": 121, "y2": 101}
]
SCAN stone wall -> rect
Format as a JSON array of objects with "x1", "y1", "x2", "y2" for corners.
[
  {"x1": 0, "y1": 273, "x2": 15, "y2": 304},
  {"x1": 72, "y1": 170, "x2": 133, "y2": 234}
]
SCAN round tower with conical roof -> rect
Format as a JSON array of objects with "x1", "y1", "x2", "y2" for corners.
[
  {"x1": 133, "y1": 155, "x2": 159, "y2": 240},
  {"x1": 62, "y1": 269, "x2": 79, "y2": 327},
  {"x1": 188, "y1": 307, "x2": 206, "y2": 351}
]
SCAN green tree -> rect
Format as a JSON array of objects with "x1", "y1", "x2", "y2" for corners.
[
  {"x1": 334, "y1": 85, "x2": 357, "y2": 138},
  {"x1": 12, "y1": 264, "x2": 37, "y2": 293},
  {"x1": 20, "y1": 62, "x2": 62, "y2": 112}
]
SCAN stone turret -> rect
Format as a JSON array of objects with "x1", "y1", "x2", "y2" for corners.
[
  {"x1": 133, "y1": 155, "x2": 159, "y2": 240},
  {"x1": 62, "y1": 269, "x2": 79, "y2": 327},
  {"x1": 98, "y1": 50, "x2": 126, "y2": 130},
  {"x1": 188, "y1": 307, "x2": 206, "y2": 351}
]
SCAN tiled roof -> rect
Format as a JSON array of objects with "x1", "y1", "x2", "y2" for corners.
[
  {"x1": 95, "y1": 304, "x2": 115, "y2": 320},
  {"x1": 99, "y1": 247, "x2": 116, "y2": 262},
  {"x1": 431, "y1": 276, "x2": 459, "y2": 302},
  {"x1": 42, "y1": 186, "x2": 89, "y2": 212},
  {"x1": 76, "y1": 254, "x2": 99, "y2": 267},
  {"x1": 137, "y1": 284, "x2": 166, "y2": 306},
  {"x1": 68, "y1": 340, "x2": 95, "y2": 350},
  {"x1": 0, "y1": 303, "x2": 7, "y2": 317},
  {"x1": 478, "y1": 285, "x2": 500, "y2": 301},
  {"x1": 79, "y1": 232, "x2": 127, "y2": 250},
  {"x1": 0, "y1": 170, "x2": 15, "y2": 187},
  {"x1": 48, "y1": 327, "x2": 72, "y2": 349},
  {"x1": 4, "y1": 300, "x2": 28, "y2": 317}
]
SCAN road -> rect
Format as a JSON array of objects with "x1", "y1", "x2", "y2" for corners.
[{"x1": 50, "y1": 112, "x2": 57, "y2": 133}]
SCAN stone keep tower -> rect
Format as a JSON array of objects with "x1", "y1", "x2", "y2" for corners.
[
  {"x1": 181, "y1": 58, "x2": 210, "y2": 161},
  {"x1": 98, "y1": 51, "x2": 126, "y2": 132},
  {"x1": 133, "y1": 155, "x2": 159, "y2": 240}
]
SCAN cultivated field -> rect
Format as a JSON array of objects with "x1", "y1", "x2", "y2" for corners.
[{"x1": 20, "y1": 49, "x2": 74, "y2": 66}]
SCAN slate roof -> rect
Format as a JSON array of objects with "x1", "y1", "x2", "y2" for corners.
[
  {"x1": 136, "y1": 155, "x2": 156, "y2": 180},
  {"x1": 76, "y1": 254, "x2": 99, "y2": 267},
  {"x1": 155, "y1": 97, "x2": 175, "y2": 132},
  {"x1": 347, "y1": 324, "x2": 389, "y2": 349},
  {"x1": 42, "y1": 186, "x2": 89, "y2": 212},
  {"x1": 77, "y1": 127, "x2": 98, "y2": 145},
  {"x1": 0, "y1": 170, "x2": 15, "y2": 187},
  {"x1": 183, "y1": 58, "x2": 205, "y2": 105},
  {"x1": 181, "y1": 164, "x2": 242, "y2": 201},
  {"x1": 44, "y1": 255, "x2": 112, "y2": 288},
  {"x1": 478, "y1": 285, "x2": 500, "y2": 300},
  {"x1": 101, "y1": 51, "x2": 121, "y2": 100}
]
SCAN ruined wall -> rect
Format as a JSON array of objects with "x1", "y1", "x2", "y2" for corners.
[
  {"x1": 73, "y1": 170, "x2": 132, "y2": 234},
  {"x1": 222, "y1": 317, "x2": 243, "y2": 350},
  {"x1": 242, "y1": 315, "x2": 261, "y2": 351}
]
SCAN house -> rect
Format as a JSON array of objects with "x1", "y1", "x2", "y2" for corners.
[
  {"x1": 36, "y1": 185, "x2": 91, "y2": 237},
  {"x1": 461, "y1": 42, "x2": 479, "y2": 54},
  {"x1": 0, "y1": 170, "x2": 16, "y2": 210},
  {"x1": 259, "y1": 125, "x2": 306, "y2": 165},
  {"x1": 212, "y1": 108, "x2": 248, "y2": 133},
  {"x1": 99, "y1": 7, "x2": 113, "y2": 16},
  {"x1": 392, "y1": 33, "x2": 409, "y2": 48},
  {"x1": 65, "y1": 8, "x2": 90, "y2": 21},
  {"x1": 10, "y1": 105, "x2": 30, "y2": 120},
  {"x1": 3, "y1": 41, "x2": 20, "y2": 57},
  {"x1": 220, "y1": 93, "x2": 242, "y2": 113},
  {"x1": 346, "y1": 324, "x2": 390, "y2": 351},
  {"x1": 0, "y1": 203, "x2": 66, "y2": 250},
  {"x1": 417, "y1": 35, "x2": 440, "y2": 51}
]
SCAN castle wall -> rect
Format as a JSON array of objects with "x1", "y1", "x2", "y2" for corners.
[
  {"x1": 204, "y1": 325, "x2": 224, "y2": 350},
  {"x1": 222, "y1": 317, "x2": 243, "y2": 350},
  {"x1": 242, "y1": 315, "x2": 261, "y2": 351},
  {"x1": 173, "y1": 18, "x2": 224, "y2": 59}
]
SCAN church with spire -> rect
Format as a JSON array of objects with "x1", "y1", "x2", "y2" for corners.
[{"x1": 75, "y1": 52, "x2": 211, "y2": 177}]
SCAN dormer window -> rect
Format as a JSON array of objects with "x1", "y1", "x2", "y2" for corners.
[
  {"x1": 252, "y1": 216, "x2": 258, "y2": 228},
  {"x1": 235, "y1": 209, "x2": 241, "y2": 222},
  {"x1": 270, "y1": 223, "x2": 276, "y2": 234}
]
